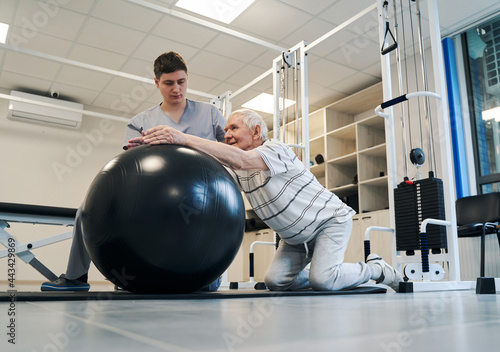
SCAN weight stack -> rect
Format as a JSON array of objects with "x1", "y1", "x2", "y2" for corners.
[
  {"x1": 394, "y1": 175, "x2": 447, "y2": 253},
  {"x1": 394, "y1": 181, "x2": 420, "y2": 251},
  {"x1": 415, "y1": 176, "x2": 447, "y2": 251}
]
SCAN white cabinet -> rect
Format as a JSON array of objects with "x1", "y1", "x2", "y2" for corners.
[{"x1": 348, "y1": 210, "x2": 392, "y2": 265}]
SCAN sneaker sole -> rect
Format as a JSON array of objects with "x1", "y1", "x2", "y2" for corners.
[{"x1": 41, "y1": 285, "x2": 90, "y2": 292}]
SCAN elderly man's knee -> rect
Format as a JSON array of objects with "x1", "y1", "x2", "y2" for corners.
[
  {"x1": 264, "y1": 272, "x2": 287, "y2": 291},
  {"x1": 310, "y1": 265, "x2": 342, "y2": 291},
  {"x1": 310, "y1": 280, "x2": 327, "y2": 291}
]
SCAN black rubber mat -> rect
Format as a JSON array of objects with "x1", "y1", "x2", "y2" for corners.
[{"x1": 1, "y1": 286, "x2": 386, "y2": 301}]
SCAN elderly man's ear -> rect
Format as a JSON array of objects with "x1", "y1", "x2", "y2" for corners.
[{"x1": 253, "y1": 125, "x2": 261, "y2": 140}]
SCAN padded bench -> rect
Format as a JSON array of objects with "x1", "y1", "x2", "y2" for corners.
[{"x1": 0, "y1": 202, "x2": 77, "y2": 281}]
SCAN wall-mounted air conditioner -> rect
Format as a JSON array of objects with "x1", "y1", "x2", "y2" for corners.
[{"x1": 8, "y1": 90, "x2": 83, "y2": 128}]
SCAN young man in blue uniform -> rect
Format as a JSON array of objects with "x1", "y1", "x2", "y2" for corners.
[{"x1": 42, "y1": 52, "x2": 226, "y2": 292}]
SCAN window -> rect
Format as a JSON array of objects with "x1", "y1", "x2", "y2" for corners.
[{"x1": 463, "y1": 15, "x2": 500, "y2": 193}]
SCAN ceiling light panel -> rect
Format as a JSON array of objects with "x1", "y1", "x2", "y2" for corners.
[
  {"x1": 242, "y1": 93, "x2": 295, "y2": 115},
  {"x1": 175, "y1": 0, "x2": 255, "y2": 24},
  {"x1": 0, "y1": 22, "x2": 9, "y2": 44}
]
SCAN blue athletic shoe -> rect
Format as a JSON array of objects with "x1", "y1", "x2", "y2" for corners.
[
  {"x1": 41, "y1": 274, "x2": 90, "y2": 292},
  {"x1": 199, "y1": 276, "x2": 222, "y2": 292}
]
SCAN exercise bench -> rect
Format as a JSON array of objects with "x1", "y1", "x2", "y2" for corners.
[{"x1": 0, "y1": 202, "x2": 77, "y2": 281}]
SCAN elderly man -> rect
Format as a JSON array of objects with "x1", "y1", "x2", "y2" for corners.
[{"x1": 130, "y1": 109, "x2": 403, "y2": 292}]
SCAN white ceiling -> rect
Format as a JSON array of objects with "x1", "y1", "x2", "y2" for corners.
[{"x1": 0, "y1": 0, "x2": 499, "y2": 126}]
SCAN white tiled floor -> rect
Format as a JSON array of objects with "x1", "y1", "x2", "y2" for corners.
[{"x1": 1, "y1": 283, "x2": 500, "y2": 352}]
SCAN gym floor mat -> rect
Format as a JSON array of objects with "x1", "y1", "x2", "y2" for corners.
[{"x1": 0, "y1": 286, "x2": 386, "y2": 301}]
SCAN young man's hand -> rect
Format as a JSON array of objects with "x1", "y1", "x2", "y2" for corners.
[{"x1": 141, "y1": 125, "x2": 187, "y2": 146}]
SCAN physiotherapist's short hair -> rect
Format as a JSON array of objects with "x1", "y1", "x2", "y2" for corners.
[
  {"x1": 154, "y1": 51, "x2": 188, "y2": 79},
  {"x1": 230, "y1": 109, "x2": 268, "y2": 141}
]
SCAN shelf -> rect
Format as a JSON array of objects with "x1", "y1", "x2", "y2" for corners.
[
  {"x1": 357, "y1": 116, "x2": 385, "y2": 151},
  {"x1": 330, "y1": 184, "x2": 358, "y2": 197},
  {"x1": 324, "y1": 82, "x2": 383, "y2": 115},
  {"x1": 327, "y1": 152, "x2": 357, "y2": 166},
  {"x1": 282, "y1": 121, "x2": 301, "y2": 146},
  {"x1": 359, "y1": 182, "x2": 389, "y2": 213},
  {"x1": 359, "y1": 176, "x2": 388, "y2": 186},
  {"x1": 327, "y1": 161, "x2": 357, "y2": 190},
  {"x1": 358, "y1": 151, "x2": 387, "y2": 182},
  {"x1": 271, "y1": 108, "x2": 325, "y2": 142},
  {"x1": 358, "y1": 143, "x2": 386, "y2": 157},
  {"x1": 309, "y1": 109, "x2": 325, "y2": 139},
  {"x1": 308, "y1": 137, "x2": 324, "y2": 165},
  {"x1": 325, "y1": 109, "x2": 354, "y2": 131},
  {"x1": 310, "y1": 135, "x2": 324, "y2": 143},
  {"x1": 357, "y1": 114, "x2": 385, "y2": 128},
  {"x1": 326, "y1": 127, "x2": 356, "y2": 160},
  {"x1": 309, "y1": 136, "x2": 324, "y2": 150},
  {"x1": 310, "y1": 162, "x2": 325, "y2": 177},
  {"x1": 326, "y1": 123, "x2": 356, "y2": 139}
]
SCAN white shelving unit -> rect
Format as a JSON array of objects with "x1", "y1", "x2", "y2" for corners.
[{"x1": 307, "y1": 82, "x2": 388, "y2": 214}]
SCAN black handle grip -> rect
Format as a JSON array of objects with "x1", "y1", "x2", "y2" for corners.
[
  {"x1": 381, "y1": 94, "x2": 408, "y2": 109},
  {"x1": 364, "y1": 240, "x2": 371, "y2": 263},
  {"x1": 381, "y1": 43, "x2": 397, "y2": 55},
  {"x1": 249, "y1": 253, "x2": 254, "y2": 277}
]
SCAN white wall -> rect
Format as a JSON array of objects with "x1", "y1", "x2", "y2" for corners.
[{"x1": 0, "y1": 93, "x2": 128, "y2": 283}]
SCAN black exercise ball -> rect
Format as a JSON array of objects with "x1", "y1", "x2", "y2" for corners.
[{"x1": 81, "y1": 144, "x2": 245, "y2": 293}]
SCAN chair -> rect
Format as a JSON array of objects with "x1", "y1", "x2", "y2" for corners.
[{"x1": 456, "y1": 192, "x2": 500, "y2": 277}]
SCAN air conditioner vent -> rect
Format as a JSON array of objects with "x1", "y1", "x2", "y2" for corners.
[{"x1": 8, "y1": 90, "x2": 83, "y2": 129}]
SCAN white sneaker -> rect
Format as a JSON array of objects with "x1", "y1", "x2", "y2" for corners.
[{"x1": 366, "y1": 253, "x2": 403, "y2": 292}]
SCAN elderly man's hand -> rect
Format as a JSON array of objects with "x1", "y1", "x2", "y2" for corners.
[
  {"x1": 141, "y1": 125, "x2": 186, "y2": 146},
  {"x1": 126, "y1": 134, "x2": 147, "y2": 149}
]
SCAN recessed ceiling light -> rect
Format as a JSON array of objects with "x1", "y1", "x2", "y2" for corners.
[
  {"x1": 0, "y1": 22, "x2": 9, "y2": 44},
  {"x1": 175, "y1": 0, "x2": 255, "y2": 24},
  {"x1": 242, "y1": 93, "x2": 295, "y2": 115}
]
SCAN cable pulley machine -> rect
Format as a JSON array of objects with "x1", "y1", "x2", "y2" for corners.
[{"x1": 365, "y1": 0, "x2": 471, "y2": 291}]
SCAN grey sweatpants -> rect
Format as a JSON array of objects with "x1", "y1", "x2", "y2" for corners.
[
  {"x1": 264, "y1": 218, "x2": 372, "y2": 291},
  {"x1": 65, "y1": 204, "x2": 91, "y2": 280}
]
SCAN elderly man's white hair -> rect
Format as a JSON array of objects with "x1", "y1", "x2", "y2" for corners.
[{"x1": 230, "y1": 109, "x2": 268, "y2": 141}]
